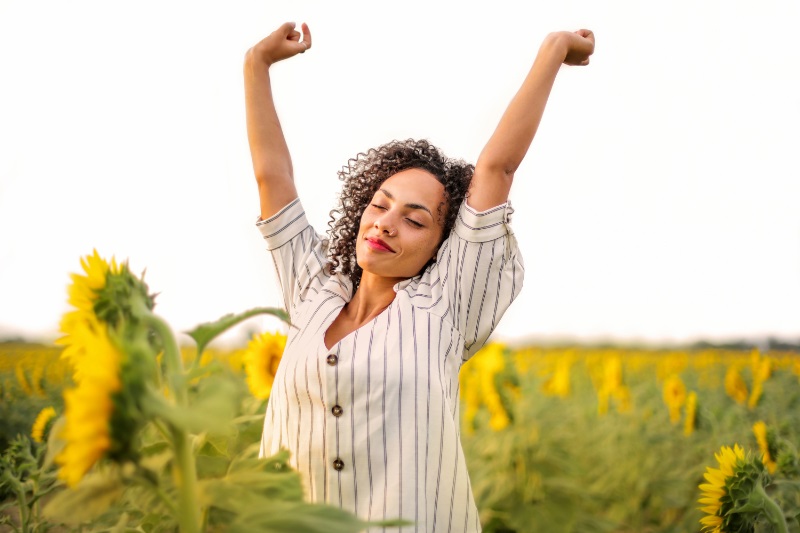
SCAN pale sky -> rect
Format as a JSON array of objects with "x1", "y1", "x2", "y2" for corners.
[{"x1": 1, "y1": 0, "x2": 798, "y2": 346}]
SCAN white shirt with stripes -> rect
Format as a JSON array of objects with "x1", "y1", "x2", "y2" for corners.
[{"x1": 256, "y1": 197, "x2": 524, "y2": 532}]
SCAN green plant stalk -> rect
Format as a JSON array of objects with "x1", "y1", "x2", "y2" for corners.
[
  {"x1": 171, "y1": 428, "x2": 200, "y2": 533},
  {"x1": 16, "y1": 484, "x2": 29, "y2": 533},
  {"x1": 145, "y1": 312, "x2": 187, "y2": 406},
  {"x1": 142, "y1": 307, "x2": 201, "y2": 533},
  {"x1": 753, "y1": 483, "x2": 789, "y2": 533},
  {"x1": 2, "y1": 469, "x2": 30, "y2": 533},
  {"x1": 28, "y1": 476, "x2": 39, "y2": 533}
]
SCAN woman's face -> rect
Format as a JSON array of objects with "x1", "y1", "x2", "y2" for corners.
[{"x1": 356, "y1": 168, "x2": 446, "y2": 281}]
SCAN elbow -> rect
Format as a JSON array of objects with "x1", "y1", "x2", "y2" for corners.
[
  {"x1": 252, "y1": 158, "x2": 293, "y2": 185},
  {"x1": 475, "y1": 157, "x2": 517, "y2": 181},
  {"x1": 253, "y1": 167, "x2": 293, "y2": 188}
]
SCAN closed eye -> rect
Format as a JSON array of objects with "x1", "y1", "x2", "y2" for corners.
[
  {"x1": 371, "y1": 204, "x2": 387, "y2": 210},
  {"x1": 406, "y1": 218, "x2": 424, "y2": 228}
]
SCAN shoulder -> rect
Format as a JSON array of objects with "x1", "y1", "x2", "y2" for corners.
[
  {"x1": 452, "y1": 199, "x2": 516, "y2": 243},
  {"x1": 256, "y1": 198, "x2": 332, "y2": 256}
]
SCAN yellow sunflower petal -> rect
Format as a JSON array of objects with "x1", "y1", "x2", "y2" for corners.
[
  {"x1": 243, "y1": 331, "x2": 287, "y2": 399},
  {"x1": 55, "y1": 322, "x2": 122, "y2": 487},
  {"x1": 31, "y1": 406, "x2": 57, "y2": 443}
]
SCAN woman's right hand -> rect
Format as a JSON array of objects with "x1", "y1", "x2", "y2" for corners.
[
  {"x1": 557, "y1": 30, "x2": 594, "y2": 66},
  {"x1": 248, "y1": 22, "x2": 312, "y2": 67}
]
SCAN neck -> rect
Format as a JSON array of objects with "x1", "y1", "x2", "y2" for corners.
[{"x1": 345, "y1": 271, "x2": 400, "y2": 323}]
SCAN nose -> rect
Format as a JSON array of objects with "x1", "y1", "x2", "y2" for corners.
[{"x1": 374, "y1": 212, "x2": 397, "y2": 237}]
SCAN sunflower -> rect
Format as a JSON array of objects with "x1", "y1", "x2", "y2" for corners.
[
  {"x1": 753, "y1": 421, "x2": 778, "y2": 474},
  {"x1": 14, "y1": 361, "x2": 33, "y2": 396},
  {"x1": 31, "y1": 406, "x2": 57, "y2": 443},
  {"x1": 724, "y1": 366, "x2": 748, "y2": 406},
  {"x1": 748, "y1": 358, "x2": 772, "y2": 410},
  {"x1": 699, "y1": 444, "x2": 746, "y2": 532},
  {"x1": 663, "y1": 374, "x2": 686, "y2": 425},
  {"x1": 698, "y1": 444, "x2": 778, "y2": 533},
  {"x1": 477, "y1": 343, "x2": 511, "y2": 431},
  {"x1": 541, "y1": 358, "x2": 571, "y2": 398},
  {"x1": 56, "y1": 321, "x2": 122, "y2": 486},
  {"x1": 66, "y1": 250, "x2": 120, "y2": 314},
  {"x1": 57, "y1": 250, "x2": 120, "y2": 379},
  {"x1": 54, "y1": 251, "x2": 155, "y2": 486},
  {"x1": 683, "y1": 391, "x2": 697, "y2": 436},
  {"x1": 597, "y1": 356, "x2": 630, "y2": 415},
  {"x1": 243, "y1": 331, "x2": 287, "y2": 399}
]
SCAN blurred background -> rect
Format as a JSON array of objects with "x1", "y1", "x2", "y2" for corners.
[{"x1": 1, "y1": 0, "x2": 798, "y2": 347}]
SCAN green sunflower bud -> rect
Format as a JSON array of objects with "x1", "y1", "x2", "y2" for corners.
[{"x1": 93, "y1": 263, "x2": 157, "y2": 331}]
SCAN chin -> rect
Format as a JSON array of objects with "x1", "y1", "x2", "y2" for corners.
[{"x1": 357, "y1": 260, "x2": 414, "y2": 281}]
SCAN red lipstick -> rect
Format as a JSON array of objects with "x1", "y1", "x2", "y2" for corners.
[{"x1": 365, "y1": 237, "x2": 395, "y2": 252}]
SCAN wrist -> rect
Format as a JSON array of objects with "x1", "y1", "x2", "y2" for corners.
[
  {"x1": 244, "y1": 45, "x2": 274, "y2": 70},
  {"x1": 541, "y1": 32, "x2": 570, "y2": 62}
]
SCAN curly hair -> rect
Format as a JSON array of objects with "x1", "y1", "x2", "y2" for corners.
[{"x1": 326, "y1": 139, "x2": 473, "y2": 292}]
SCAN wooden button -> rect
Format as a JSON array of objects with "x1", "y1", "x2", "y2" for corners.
[
  {"x1": 332, "y1": 458, "x2": 344, "y2": 471},
  {"x1": 331, "y1": 405, "x2": 343, "y2": 417},
  {"x1": 326, "y1": 354, "x2": 338, "y2": 366}
]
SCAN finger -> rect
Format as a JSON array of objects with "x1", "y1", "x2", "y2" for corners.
[
  {"x1": 288, "y1": 30, "x2": 301, "y2": 42},
  {"x1": 279, "y1": 21, "x2": 297, "y2": 36},
  {"x1": 576, "y1": 29, "x2": 595, "y2": 45},
  {"x1": 301, "y1": 22, "x2": 312, "y2": 50}
]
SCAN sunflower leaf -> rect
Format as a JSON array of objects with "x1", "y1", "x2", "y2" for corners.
[
  {"x1": 186, "y1": 307, "x2": 291, "y2": 357},
  {"x1": 196, "y1": 455, "x2": 231, "y2": 479},
  {"x1": 42, "y1": 470, "x2": 125, "y2": 525},
  {"x1": 229, "y1": 501, "x2": 370, "y2": 533},
  {"x1": 142, "y1": 377, "x2": 240, "y2": 435}
]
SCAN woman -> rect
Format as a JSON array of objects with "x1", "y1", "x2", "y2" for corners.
[{"x1": 244, "y1": 21, "x2": 594, "y2": 532}]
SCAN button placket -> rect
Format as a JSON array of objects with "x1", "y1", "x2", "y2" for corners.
[{"x1": 325, "y1": 346, "x2": 344, "y2": 474}]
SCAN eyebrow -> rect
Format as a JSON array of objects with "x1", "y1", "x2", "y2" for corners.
[{"x1": 377, "y1": 188, "x2": 434, "y2": 218}]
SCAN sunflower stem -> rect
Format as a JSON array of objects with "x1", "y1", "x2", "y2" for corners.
[
  {"x1": 16, "y1": 486, "x2": 29, "y2": 533},
  {"x1": 754, "y1": 483, "x2": 789, "y2": 533},
  {"x1": 144, "y1": 310, "x2": 187, "y2": 406},
  {"x1": 140, "y1": 307, "x2": 201, "y2": 533},
  {"x1": 171, "y1": 429, "x2": 201, "y2": 533}
]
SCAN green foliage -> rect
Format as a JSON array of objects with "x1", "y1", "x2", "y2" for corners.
[
  {"x1": 142, "y1": 374, "x2": 241, "y2": 436},
  {"x1": 43, "y1": 470, "x2": 126, "y2": 525},
  {"x1": 462, "y1": 349, "x2": 800, "y2": 533},
  {"x1": 93, "y1": 263, "x2": 157, "y2": 331},
  {"x1": 0, "y1": 343, "x2": 65, "y2": 454},
  {"x1": 229, "y1": 502, "x2": 370, "y2": 533},
  {"x1": 4, "y1": 331, "x2": 800, "y2": 532},
  {"x1": 0, "y1": 434, "x2": 61, "y2": 532},
  {"x1": 185, "y1": 307, "x2": 290, "y2": 360}
]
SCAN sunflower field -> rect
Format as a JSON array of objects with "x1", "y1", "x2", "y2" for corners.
[{"x1": 1, "y1": 252, "x2": 799, "y2": 532}]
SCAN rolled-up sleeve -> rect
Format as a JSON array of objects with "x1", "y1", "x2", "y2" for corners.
[
  {"x1": 434, "y1": 200, "x2": 525, "y2": 359},
  {"x1": 256, "y1": 199, "x2": 331, "y2": 320}
]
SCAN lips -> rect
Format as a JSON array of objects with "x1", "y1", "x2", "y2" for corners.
[{"x1": 365, "y1": 236, "x2": 395, "y2": 253}]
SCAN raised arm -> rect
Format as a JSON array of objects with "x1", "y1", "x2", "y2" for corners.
[
  {"x1": 244, "y1": 22, "x2": 311, "y2": 220},
  {"x1": 469, "y1": 30, "x2": 595, "y2": 211}
]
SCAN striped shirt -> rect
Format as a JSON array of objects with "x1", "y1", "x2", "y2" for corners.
[{"x1": 256, "y1": 197, "x2": 524, "y2": 532}]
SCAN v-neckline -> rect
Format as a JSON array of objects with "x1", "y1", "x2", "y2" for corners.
[{"x1": 322, "y1": 300, "x2": 393, "y2": 351}]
